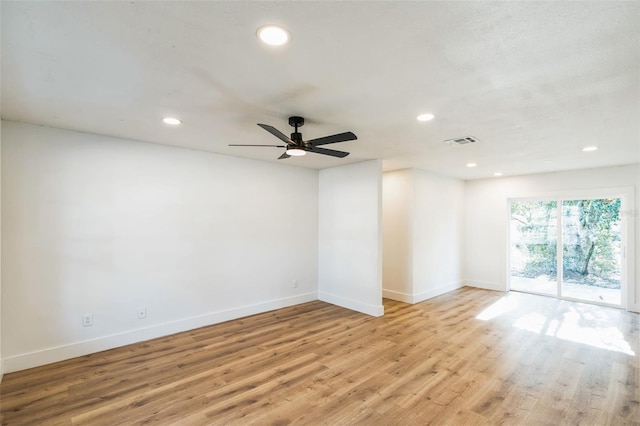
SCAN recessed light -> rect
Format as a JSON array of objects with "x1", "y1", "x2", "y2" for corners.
[
  {"x1": 416, "y1": 113, "x2": 435, "y2": 122},
  {"x1": 582, "y1": 146, "x2": 598, "y2": 152},
  {"x1": 466, "y1": 163, "x2": 477, "y2": 168},
  {"x1": 257, "y1": 25, "x2": 290, "y2": 46},
  {"x1": 162, "y1": 117, "x2": 182, "y2": 125},
  {"x1": 493, "y1": 172, "x2": 503, "y2": 177}
]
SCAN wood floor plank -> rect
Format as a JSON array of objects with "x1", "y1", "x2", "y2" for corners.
[{"x1": 2, "y1": 287, "x2": 638, "y2": 425}]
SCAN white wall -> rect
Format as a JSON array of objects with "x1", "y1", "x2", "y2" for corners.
[
  {"x1": 0, "y1": 117, "x2": 3, "y2": 381},
  {"x1": 464, "y1": 164, "x2": 639, "y2": 312},
  {"x1": 0, "y1": 1, "x2": 3, "y2": 383},
  {"x1": 382, "y1": 169, "x2": 413, "y2": 299},
  {"x1": 1, "y1": 121, "x2": 319, "y2": 372},
  {"x1": 382, "y1": 169, "x2": 465, "y2": 303},
  {"x1": 318, "y1": 160, "x2": 384, "y2": 316}
]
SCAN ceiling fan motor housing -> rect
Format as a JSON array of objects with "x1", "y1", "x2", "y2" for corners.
[{"x1": 290, "y1": 132, "x2": 303, "y2": 144}]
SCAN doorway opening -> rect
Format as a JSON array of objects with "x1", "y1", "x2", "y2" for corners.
[{"x1": 509, "y1": 196, "x2": 625, "y2": 308}]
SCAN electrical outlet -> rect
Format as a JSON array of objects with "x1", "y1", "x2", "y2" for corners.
[
  {"x1": 137, "y1": 307, "x2": 146, "y2": 319},
  {"x1": 292, "y1": 279, "x2": 298, "y2": 288},
  {"x1": 82, "y1": 313, "x2": 93, "y2": 327}
]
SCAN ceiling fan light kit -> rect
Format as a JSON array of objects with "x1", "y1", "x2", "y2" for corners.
[
  {"x1": 229, "y1": 116, "x2": 357, "y2": 160},
  {"x1": 286, "y1": 148, "x2": 306, "y2": 156}
]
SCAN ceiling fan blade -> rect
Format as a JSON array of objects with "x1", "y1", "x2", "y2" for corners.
[
  {"x1": 278, "y1": 152, "x2": 290, "y2": 160},
  {"x1": 257, "y1": 124, "x2": 292, "y2": 144},
  {"x1": 308, "y1": 132, "x2": 357, "y2": 146},
  {"x1": 229, "y1": 144, "x2": 286, "y2": 147},
  {"x1": 306, "y1": 146, "x2": 350, "y2": 158}
]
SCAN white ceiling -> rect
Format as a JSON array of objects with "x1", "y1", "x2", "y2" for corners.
[{"x1": 2, "y1": 1, "x2": 639, "y2": 179}]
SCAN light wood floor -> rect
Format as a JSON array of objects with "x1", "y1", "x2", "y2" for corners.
[{"x1": 1, "y1": 287, "x2": 639, "y2": 425}]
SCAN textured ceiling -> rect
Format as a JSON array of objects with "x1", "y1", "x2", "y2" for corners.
[{"x1": 2, "y1": 1, "x2": 639, "y2": 179}]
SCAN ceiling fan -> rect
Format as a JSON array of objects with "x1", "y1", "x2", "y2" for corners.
[{"x1": 229, "y1": 116, "x2": 357, "y2": 159}]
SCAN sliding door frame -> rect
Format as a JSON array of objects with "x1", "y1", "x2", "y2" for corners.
[{"x1": 507, "y1": 186, "x2": 635, "y2": 310}]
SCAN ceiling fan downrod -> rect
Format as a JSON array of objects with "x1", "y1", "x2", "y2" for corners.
[{"x1": 289, "y1": 116, "x2": 304, "y2": 144}]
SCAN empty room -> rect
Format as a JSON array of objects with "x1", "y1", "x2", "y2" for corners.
[{"x1": 1, "y1": 1, "x2": 639, "y2": 425}]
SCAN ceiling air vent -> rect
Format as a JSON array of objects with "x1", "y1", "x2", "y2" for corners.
[{"x1": 444, "y1": 136, "x2": 479, "y2": 145}]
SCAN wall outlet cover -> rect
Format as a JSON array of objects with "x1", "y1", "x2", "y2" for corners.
[
  {"x1": 137, "y1": 307, "x2": 147, "y2": 319},
  {"x1": 82, "y1": 313, "x2": 93, "y2": 327}
]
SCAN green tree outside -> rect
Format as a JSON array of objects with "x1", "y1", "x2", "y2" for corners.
[{"x1": 511, "y1": 198, "x2": 621, "y2": 289}]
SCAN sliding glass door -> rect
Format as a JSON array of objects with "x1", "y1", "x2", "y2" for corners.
[
  {"x1": 509, "y1": 196, "x2": 624, "y2": 307},
  {"x1": 510, "y1": 201, "x2": 557, "y2": 296},
  {"x1": 561, "y1": 199, "x2": 622, "y2": 305}
]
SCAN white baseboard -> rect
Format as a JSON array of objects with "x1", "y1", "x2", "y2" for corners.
[
  {"x1": 2, "y1": 292, "x2": 317, "y2": 374},
  {"x1": 382, "y1": 289, "x2": 413, "y2": 303},
  {"x1": 465, "y1": 280, "x2": 506, "y2": 292},
  {"x1": 318, "y1": 291, "x2": 384, "y2": 317},
  {"x1": 383, "y1": 281, "x2": 464, "y2": 304},
  {"x1": 413, "y1": 281, "x2": 465, "y2": 303}
]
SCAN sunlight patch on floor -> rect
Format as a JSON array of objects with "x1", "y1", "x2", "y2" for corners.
[
  {"x1": 475, "y1": 295, "x2": 520, "y2": 321},
  {"x1": 476, "y1": 293, "x2": 635, "y2": 356}
]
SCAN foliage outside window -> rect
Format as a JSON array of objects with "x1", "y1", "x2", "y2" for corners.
[{"x1": 510, "y1": 199, "x2": 621, "y2": 290}]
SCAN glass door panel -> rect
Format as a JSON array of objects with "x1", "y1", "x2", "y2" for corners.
[
  {"x1": 561, "y1": 199, "x2": 622, "y2": 305},
  {"x1": 510, "y1": 201, "x2": 558, "y2": 296}
]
